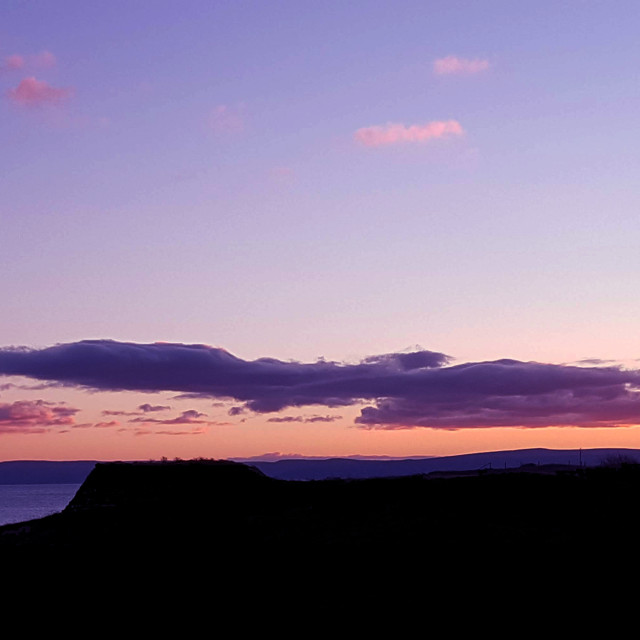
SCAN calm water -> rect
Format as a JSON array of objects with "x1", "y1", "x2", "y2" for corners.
[{"x1": 0, "y1": 484, "x2": 81, "y2": 526}]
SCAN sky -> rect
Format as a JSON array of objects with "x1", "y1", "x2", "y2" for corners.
[{"x1": 2, "y1": 1, "x2": 640, "y2": 461}]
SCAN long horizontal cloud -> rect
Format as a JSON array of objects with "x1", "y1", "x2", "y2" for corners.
[
  {"x1": 354, "y1": 120, "x2": 463, "y2": 147},
  {"x1": 1, "y1": 340, "x2": 640, "y2": 429}
]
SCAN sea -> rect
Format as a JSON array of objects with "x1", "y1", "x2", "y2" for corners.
[{"x1": 0, "y1": 484, "x2": 81, "y2": 527}]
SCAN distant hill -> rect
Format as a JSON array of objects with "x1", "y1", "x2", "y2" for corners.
[
  {"x1": 240, "y1": 447, "x2": 640, "y2": 480},
  {"x1": 2, "y1": 447, "x2": 640, "y2": 484}
]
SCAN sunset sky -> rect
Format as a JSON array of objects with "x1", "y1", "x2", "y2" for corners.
[{"x1": 2, "y1": 1, "x2": 640, "y2": 461}]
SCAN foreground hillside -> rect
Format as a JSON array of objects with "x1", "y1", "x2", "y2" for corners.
[{"x1": 2, "y1": 458, "x2": 640, "y2": 575}]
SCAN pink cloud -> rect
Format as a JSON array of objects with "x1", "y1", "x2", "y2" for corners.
[
  {"x1": 2, "y1": 51, "x2": 56, "y2": 72},
  {"x1": 433, "y1": 56, "x2": 489, "y2": 75},
  {"x1": 0, "y1": 399, "x2": 80, "y2": 434},
  {"x1": 4, "y1": 54, "x2": 25, "y2": 70},
  {"x1": 208, "y1": 104, "x2": 244, "y2": 134},
  {"x1": 354, "y1": 120, "x2": 464, "y2": 147},
  {"x1": 8, "y1": 76, "x2": 73, "y2": 106}
]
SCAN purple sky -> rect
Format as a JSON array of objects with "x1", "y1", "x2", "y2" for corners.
[{"x1": 2, "y1": 2, "x2": 640, "y2": 460}]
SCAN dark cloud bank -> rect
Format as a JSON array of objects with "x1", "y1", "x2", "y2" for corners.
[{"x1": 1, "y1": 339, "x2": 639, "y2": 429}]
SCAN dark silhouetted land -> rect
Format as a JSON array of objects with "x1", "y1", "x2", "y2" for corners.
[{"x1": 3, "y1": 456, "x2": 640, "y2": 576}]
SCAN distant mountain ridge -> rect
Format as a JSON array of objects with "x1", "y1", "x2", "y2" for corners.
[
  {"x1": 245, "y1": 447, "x2": 640, "y2": 480},
  {"x1": 2, "y1": 447, "x2": 639, "y2": 484}
]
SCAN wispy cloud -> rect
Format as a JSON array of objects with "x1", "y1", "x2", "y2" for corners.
[
  {"x1": 2, "y1": 51, "x2": 56, "y2": 72},
  {"x1": 7, "y1": 76, "x2": 73, "y2": 106},
  {"x1": 266, "y1": 415, "x2": 343, "y2": 423},
  {"x1": 433, "y1": 56, "x2": 490, "y2": 75},
  {"x1": 102, "y1": 409, "x2": 140, "y2": 417},
  {"x1": 102, "y1": 403, "x2": 171, "y2": 417},
  {"x1": 138, "y1": 403, "x2": 171, "y2": 413},
  {"x1": 354, "y1": 120, "x2": 463, "y2": 147},
  {"x1": 129, "y1": 409, "x2": 210, "y2": 425},
  {"x1": 3, "y1": 54, "x2": 25, "y2": 71},
  {"x1": 133, "y1": 426, "x2": 208, "y2": 436},
  {"x1": 93, "y1": 420, "x2": 120, "y2": 429}
]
